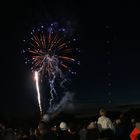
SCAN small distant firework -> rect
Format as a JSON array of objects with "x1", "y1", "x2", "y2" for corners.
[{"x1": 22, "y1": 22, "x2": 79, "y2": 114}]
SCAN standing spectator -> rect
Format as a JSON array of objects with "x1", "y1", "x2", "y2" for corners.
[
  {"x1": 131, "y1": 119, "x2": 136, "y2": 129},
  {"x1": 3, "y1": 128, "x2": 15, "y2": 140},
  {"x1": 97, "y1": 108, "x2": 115, "y2": 139},
  {"x1": 15, "y1": 129, "x2": 23, "y2": 140},
  {"x1": 120, "y1": 113, "x2": 132, "y2": 140},
  {"x1": 86, "y1": 121, "x2": 99, "y2": 140},
  {"x1": 38, "y1": 121, "x2": 57, "y2": 140},
  {"x1": 79, "y1": 124, "x2": 87, "y2": 140},
  {"x1": 68, "y1": 123, "x2": 80, "y2": 140},
  {"x1": 29, "y1": 128, "x2": 37, "y2": 140},
  {"x1": 0, "y1": 123, "x2": 6, "y2": 140},
  {"x1": 58, "y1": 122, "x2": 69, "y2": 140},
  {"x1": 130, "y1": 121, "x2": 140, "y2": 140},
  {"x1": 130, "y1": 127, "x2": 140, "y2": 140},
  {"x1": 113, "y1": 119, "x2": 124, "y2": 140},
  {"x1": 50, "y1": 125, "x2": 59, "y2": 140}
]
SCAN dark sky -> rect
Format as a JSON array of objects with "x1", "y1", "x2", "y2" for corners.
[{"x1": 0, "y1": 0, "x2": 140, "y2": 119}]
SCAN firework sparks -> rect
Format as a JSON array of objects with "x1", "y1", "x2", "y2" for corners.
[
  {"x1": 23, "y1": 23, "x2": 79, "y2": 114},
  {"x1": 34, "y1": 71, "x2": 42, "y2": 115},
  {"x1": 29, "y1": 33, "x2": 75, "y2": 76}
]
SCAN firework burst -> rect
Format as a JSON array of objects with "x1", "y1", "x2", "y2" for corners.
[{"x1": 22, "y1": 22, "x2": 80, "y2": 114}]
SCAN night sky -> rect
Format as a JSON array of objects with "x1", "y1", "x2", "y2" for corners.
[{"x1": 0, "y1": 1, "x2": 140, "y2": 119}]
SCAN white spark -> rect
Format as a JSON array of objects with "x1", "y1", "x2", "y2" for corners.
[{"x1": 34, "y1": 71, "x2": 42, "y2": 115}]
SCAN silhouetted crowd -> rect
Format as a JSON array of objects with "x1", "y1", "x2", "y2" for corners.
[{"x1": 1, "y1": 108, "x2": 140, "y2": 140}]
